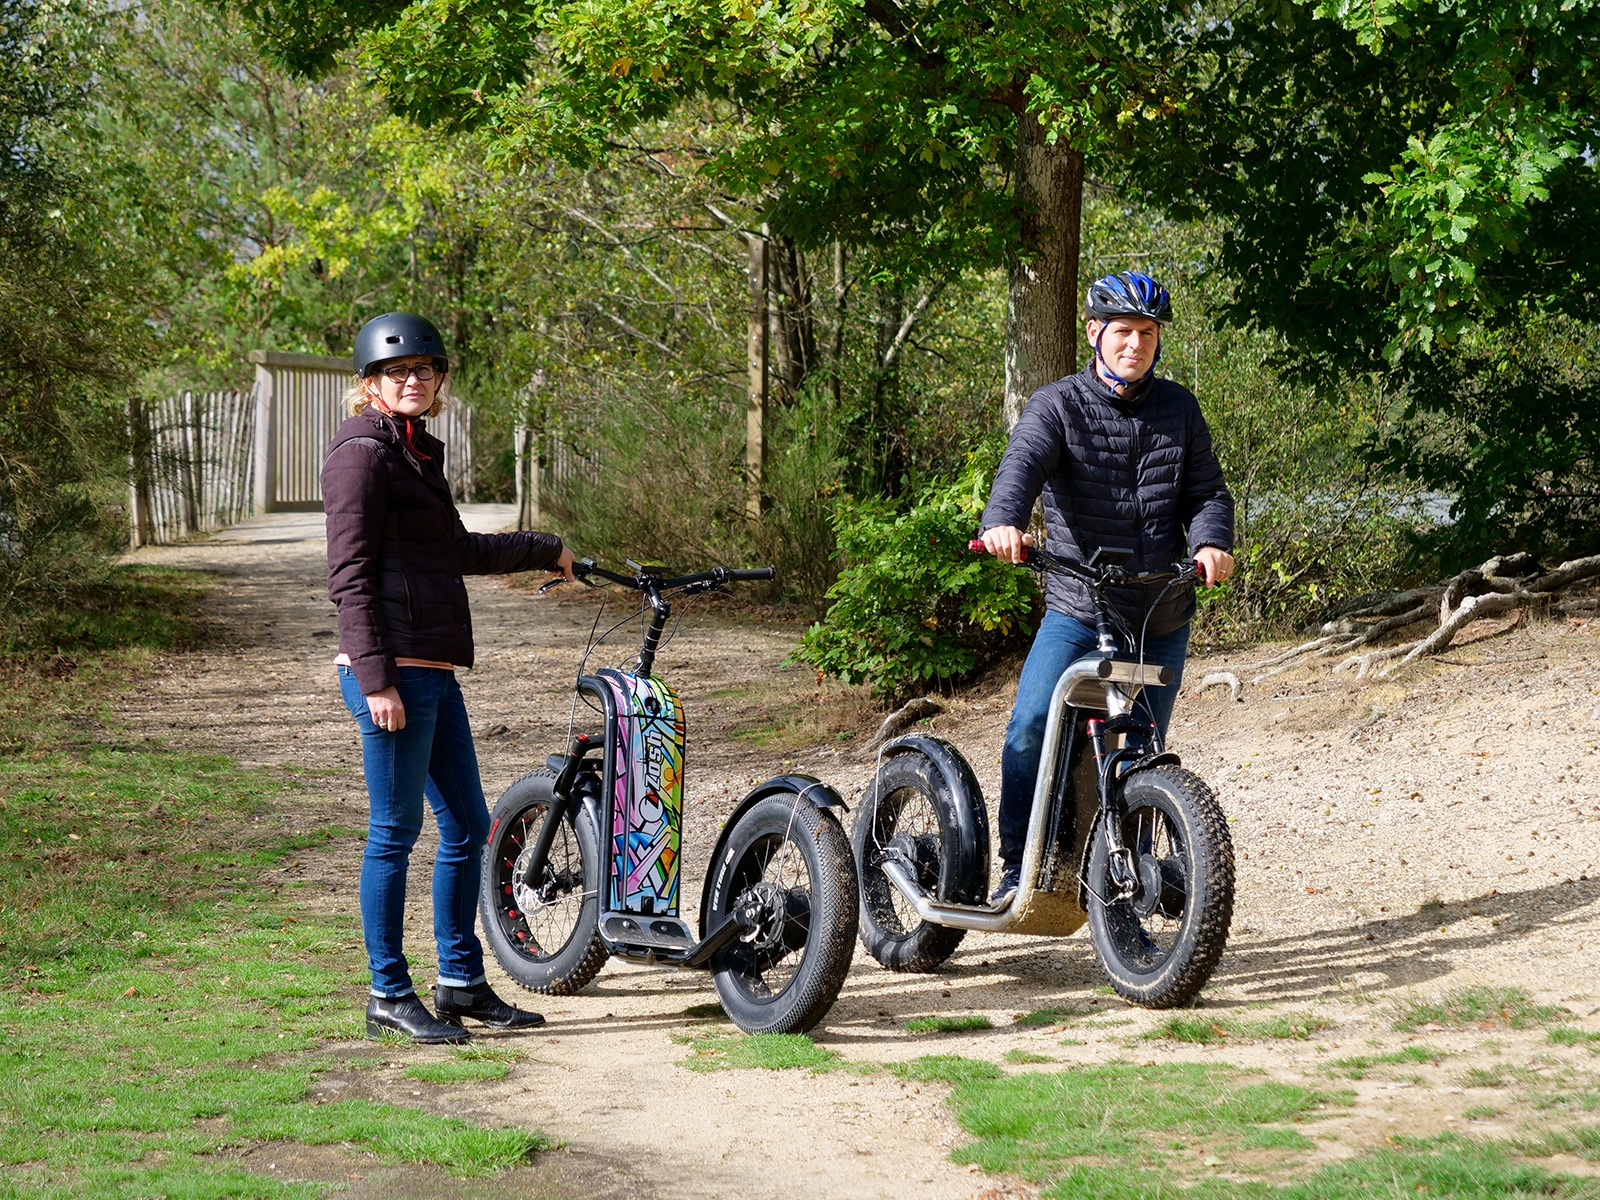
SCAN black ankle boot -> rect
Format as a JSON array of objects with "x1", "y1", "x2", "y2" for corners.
[
  {"x1": 366, "y1": 994, "x2": 471, "y2": 1044},
  {"x1": 434, "y1": 982, "x2": 546, "y2": 1030}
]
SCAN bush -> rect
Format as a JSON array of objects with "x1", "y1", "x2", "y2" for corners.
[{"x1": 795, "y1": 444, "x2": 1038, "y2": 701}]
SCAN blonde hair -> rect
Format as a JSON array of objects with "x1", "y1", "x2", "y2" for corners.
[{"x1": 344, "y1": 370, "x2": 449, "y2": 418}]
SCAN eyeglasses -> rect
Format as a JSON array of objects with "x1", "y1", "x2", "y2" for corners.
[{"x1": 378, "y1": 364, "x2": 439, "y2": 383}]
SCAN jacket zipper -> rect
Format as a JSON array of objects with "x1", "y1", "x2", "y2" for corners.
[
  {"x1": 401, "y1": 573, "x2": 414, "y2": 623},
  {"x1": 1129, "y1": 416, "x2": 1143, "y2": 561}
]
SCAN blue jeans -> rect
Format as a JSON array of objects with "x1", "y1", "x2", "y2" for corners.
[
  {"x1": 997, "y1": 612, "x2": 1192, "y2": 866},
  {"x1": 338, "y1": 665, "x2": 491, "y2": 999}
]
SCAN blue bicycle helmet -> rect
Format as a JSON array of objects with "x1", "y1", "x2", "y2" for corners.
[
  {"x1": 1085, "y1": 271, "x2": 1172, "y2": 325},
  {"x1": 1085, "y1": 271, "x2": 1171, "y2": 385}
]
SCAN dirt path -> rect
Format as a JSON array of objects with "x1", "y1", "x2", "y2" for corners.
[{"x1": 125, "y1": 517, "x2": 1600, "y2": 1198}]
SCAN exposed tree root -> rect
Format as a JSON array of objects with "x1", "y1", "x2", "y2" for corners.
[{"x1": 1231, "y1": 553, "x2": 1600, "y2": 687}]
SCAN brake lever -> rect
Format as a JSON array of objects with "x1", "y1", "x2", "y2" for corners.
[{"x1": 538, "y1": 572, "x2": 598, "y2": 595}]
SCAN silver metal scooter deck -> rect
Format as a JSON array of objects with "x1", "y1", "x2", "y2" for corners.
[{"x1": 878, "y1": 657, "x2": 1164, "y2": 937}]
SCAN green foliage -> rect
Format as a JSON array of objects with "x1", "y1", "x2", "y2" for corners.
[
  {"x1": 796, "y1": 442, "x2": 1039, "y2": 700},
  {"x1": 1367, "y1": 316, "x2": 1600, "y2": 567},
  {"x1": 236, "y1": 0, "x2": 1184, "y2": 277},
  {"x1": 0, "y1": 0, "x2": 157, "y2": 635}
]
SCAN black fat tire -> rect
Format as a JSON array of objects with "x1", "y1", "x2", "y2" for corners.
[
  {"x1": 1085, "y1": 764, "x2": 1233, "y2": 1008},
  {"x1": 705, "y1": 793, "x2": 858, "y2": 1034},
  {"x1": 479, "y1": 770, "x2": 608, "y2": 996},
  {"x1": 851, "y1": 753, "x2": 969, "y2": 972}
]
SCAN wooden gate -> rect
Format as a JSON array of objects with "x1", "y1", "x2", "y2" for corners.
[
  {"x1": 250, "y1": 349, "x2": 475, "y2": 513},
  {"x1": 129, "y1": 352, "x2": 478, "y2": 546}
]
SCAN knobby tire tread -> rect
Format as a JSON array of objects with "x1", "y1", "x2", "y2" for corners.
[
  {"x1": 711, "y1": 797, "x2": 858, "y2": 1034},
  {"x1": 852, "y1": 754, "x2": 970, "y2": 973},
  {"x1": 1091, "y1": 765, "x2": 1234, "y2": 1008},
  {"x1": 482, "y1": 769, "x2": 608, "y2": 997}
]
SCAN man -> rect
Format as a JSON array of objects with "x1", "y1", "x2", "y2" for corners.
[{"x1": 978, "y1": 271, "x2": 1235, "y2": 904}]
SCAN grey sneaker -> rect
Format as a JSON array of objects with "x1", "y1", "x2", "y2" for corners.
[{"x1": 990, "y1": 863, "x2": 1021, "y2": 906}]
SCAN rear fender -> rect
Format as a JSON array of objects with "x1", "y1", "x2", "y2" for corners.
[
  {"x1": 697, "y1": 774, "x2": 846, "y2": 938},
  {"x1": 876, "y1": 734, "x2": 989, "y2": 904}
]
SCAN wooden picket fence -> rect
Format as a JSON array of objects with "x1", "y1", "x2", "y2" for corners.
[{"x1": 127, "y1": 390, "x2": 254, "y2": 547}]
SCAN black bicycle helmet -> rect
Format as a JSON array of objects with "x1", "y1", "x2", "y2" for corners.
[
  {"x1": 1085, "y1": 271, "x2": 1173, "y2": 325},
  {"x1": 353, "y1": 312, "x2": 449, "y2": 377}
]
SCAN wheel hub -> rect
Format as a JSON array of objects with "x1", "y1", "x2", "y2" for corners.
[
  {"x1": 736, "y1": 880, "x2": 788, "y2": 952},
  {"x1": 886, "y1": 831, "x2": 941, "y2": 891},
  {"x1": 1133, "y1": 853, "x2": 1186, "y2": 919},
  {"x1": 510, "y1": 844, "x2": 557, "y2": 916}
]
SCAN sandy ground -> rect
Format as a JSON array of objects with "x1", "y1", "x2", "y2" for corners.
[{"x1": 121, "y1": 512, "x2": 1600, "y2": 1199}]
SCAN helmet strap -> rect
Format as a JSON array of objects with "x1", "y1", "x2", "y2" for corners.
[{"x1": 1093, "y1": 325, "x2": 1159, "y2": 390}]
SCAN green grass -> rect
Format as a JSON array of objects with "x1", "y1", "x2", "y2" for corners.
[
  {"x1": 1004, "y1": 1049, "x2": 1054, "y2": 1065},
  {"x1": 1464, "y1": 1104, "x2": 1503, "y2": 1120},
  {"x1": 1518, "y1": 1124, "x2": 1600, "y2": 1161},
  {"x1": 1144, "y1": 1012, "x2": 1334, "y2": 1045},
  {"x1": 1014, "y1": 1005, "x2": 1089, "y2": 1027},
  {"x1": 1550, "y1": 1026, "x2": 1600, "y2": 1048},
  {"x1": 1394, "y1": 987, "x2": 1566, "y2": 1032},
  {"x1": 1324, "y1": 1044, "x2": 1446, "y2": 1080},
  {"x1": 675, "y1": 1031, "x2": 840, "y2": 1073},
  {"x1": 906, "y1": 1014, "x2": 994, "y2": 1034},
  {"x1": 920, "y1": 1055, "x2": 1346, "y2": 1194},
  {"x1": 0, "y1": 586, "x2": 550, "y2": 1196},
  {"x1": 917, "y1": 1057, "x2": 1595, "y2": 1198},
  {"x1": 1464, "y1": 1064, "x2": 1543, "y2": 1088},
  {"x1": 682, "y1": 1001, "x2": 728, "y2": 1019},
  {"x1": 404, "y1": 1055, "x2": 517, "y2": 1084}
]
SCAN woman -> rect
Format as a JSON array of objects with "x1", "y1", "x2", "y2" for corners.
[{"x1": 323, "y1": 311, "x2": 575, "y2": 1044}]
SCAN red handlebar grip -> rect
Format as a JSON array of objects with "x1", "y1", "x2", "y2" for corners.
[{"x1": 968, "y1": 538, "x2": 988, "y2": 553}]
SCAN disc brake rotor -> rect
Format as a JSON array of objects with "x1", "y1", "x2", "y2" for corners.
[{"x1": 510, "y1": 843, "x2": 555, "y2": 915}]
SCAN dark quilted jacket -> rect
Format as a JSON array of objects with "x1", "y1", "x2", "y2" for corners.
[
  {"x1": 323, "y1": 407, "x2": 564, "y2": 694},
  {"x1": 980, "y1": 368, "x2": 1234, "y2": 636}
]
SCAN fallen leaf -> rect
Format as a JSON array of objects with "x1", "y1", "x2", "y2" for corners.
[{"x1": 123, "y1": 987, "x2": 136, "y2": 997}]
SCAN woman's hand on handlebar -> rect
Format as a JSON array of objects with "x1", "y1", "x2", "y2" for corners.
[
  {"x1": 1194, "y1": 546, "x2": 1234, "y2": 587},
  {"x1": 553, "y1": 546, "x2": 578, "y2": 583},
  {"x1": 979, "y1": 525, "x2": 1033, "y2": 564},
  {"x1": 538, "y1": 547, "x2": 582, "y2": 593}
]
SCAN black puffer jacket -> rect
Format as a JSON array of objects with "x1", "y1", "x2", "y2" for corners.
[
  {"x1": 323, "y1": 407, "x2": 564, "y2": 694},
  {"x1": 980, "y1": 368, "x2": 1234, "y2": 636}
]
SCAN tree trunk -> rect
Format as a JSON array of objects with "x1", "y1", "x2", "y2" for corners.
[
  {"x1": 830, "y1": 240, "x2": 847, "y2": 406},
  {"x1": 1004, "y1": 112, "x2": 1085, "y2": 429},
  {"x1": 746, "y1": 232, "x2": 769, "y2": 518},
  {"x1": 769, "y1": 234, "x2": 816, "y2": 406}
]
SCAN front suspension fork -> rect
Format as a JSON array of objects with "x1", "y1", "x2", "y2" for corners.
[
  {"x1": 521, "y1": 733, "x2": 600, "y2": 887},
  {"x1": 1087, "y1": 715, "x2": 1154, "y2": 900}
]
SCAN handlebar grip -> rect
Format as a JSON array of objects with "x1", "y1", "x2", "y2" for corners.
[
  {"x1": 728, "y1": 567, "x2": 776, "y2": 581},
  {"x1": 968, "y1": 539, "x2": 988, "y2": 553}
]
